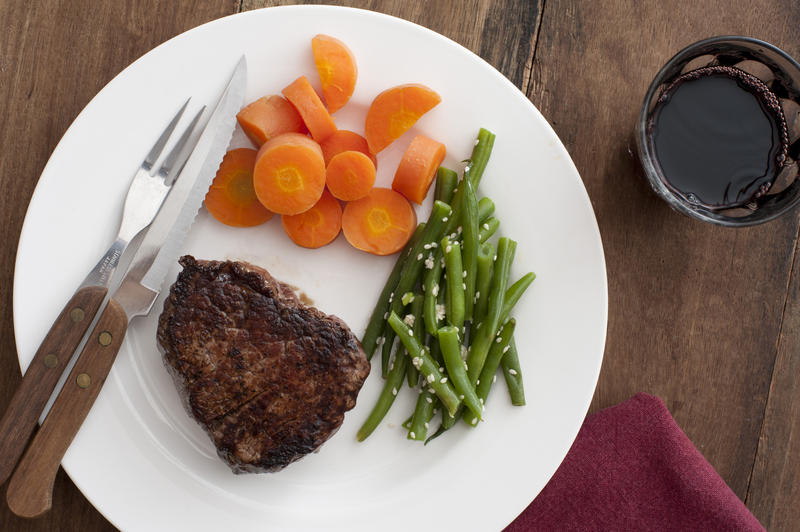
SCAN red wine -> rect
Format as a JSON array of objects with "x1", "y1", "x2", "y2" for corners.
[{"x1": 650, "y1": 66, "x2": 788, "y2": 209}]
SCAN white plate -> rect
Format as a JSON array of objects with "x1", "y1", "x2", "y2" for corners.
[{"x1": 13, "y1": 6, "x2": 607, "y2": 531}]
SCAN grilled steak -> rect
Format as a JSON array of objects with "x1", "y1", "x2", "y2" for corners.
[{"x1": 157, "y1": 256, "x2": 370, "y2": 473}]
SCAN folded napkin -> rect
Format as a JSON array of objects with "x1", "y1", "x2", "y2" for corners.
[{"x1": 506, "y1": 393, "x2": 764, "y2": 531}]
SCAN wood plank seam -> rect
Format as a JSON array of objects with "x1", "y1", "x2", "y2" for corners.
[
  {"x1": 744, "y1": 220, "x2": 800, "y2": 508},
  {"x1": 521, "y1": 0, "x2": 546, "y2": 96}
]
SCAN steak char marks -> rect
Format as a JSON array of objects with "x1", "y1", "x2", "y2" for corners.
[{"x1": 157, "y1": 256, "x2": 370, "y2": 473}]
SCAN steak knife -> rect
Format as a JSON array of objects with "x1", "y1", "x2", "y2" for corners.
[
  {"x1": 0, "y1": 100, "x2": 205, "y2": 487},
  {"x1": 5, "y1": 56, "x2": 247, "y2": 518}
]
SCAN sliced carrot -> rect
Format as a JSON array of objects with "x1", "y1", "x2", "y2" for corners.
[
  {"x1": 311, "y1": 34, "x2": 358, "y2": 114},
  {"x1": 392, "y1": 135, "x2": 447, "y2": 204},
  {"x1": 326, "y1": 151, "x2": 376, "y2": 201},
  {"x1": 236, "y1": 95, "x2": 307, "y2": 147},
  {"x1": 253, "y1": 133, "x2": 326, "y2": 215},
  {"x1": 282, "y1": 76, "x2": 337, "y2": 142},
  {"x1": 205, "y1": 148, "x2": 273, "y2": 227},
  {"x1": 364, "y1": 84, "x2": 441, "y2": 154},
  {"x1": 319, "y1": 129, "x2": 377, "y2": 168},
  {"x1": 342, "y1": 187, "x2": 417, "y2": 255},
  {"x1": 281, "y1": 188, "x2": 342, "y2": 248}
]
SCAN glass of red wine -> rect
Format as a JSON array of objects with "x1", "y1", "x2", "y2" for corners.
[{"x1": 636, "y1": 36, "x2": 800, "y2": 226}]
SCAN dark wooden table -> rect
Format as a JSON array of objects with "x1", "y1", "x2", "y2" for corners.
[{"x1": 2, "y1": 0, "x2": 798, "y2": 530}]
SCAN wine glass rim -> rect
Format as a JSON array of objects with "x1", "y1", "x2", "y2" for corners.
[{"x1": 636, "y1": 35, "x2": 800, "y2": 227}]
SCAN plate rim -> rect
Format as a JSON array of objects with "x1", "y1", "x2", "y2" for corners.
[{"x1": 12, "y1": 4, "x2": 608, "y2": 530}]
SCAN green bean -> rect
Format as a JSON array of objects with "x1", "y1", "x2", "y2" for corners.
[
  {"x1": 442, "y1": 191, "x2": 463, "y2": 238},
  {"x1": 473, "y1": 242, "x2": 495, "y2": 324},
  {"x1": 428, "y1": 332, "x2": 444, "y2": 365},
  {"x1": 464, "y1": 319, "x2": 516, "y2": 426},
  {"x1": 466, "y1": 237, "x2": 516, "y2": 383},
  {"x1": 406, "y1": 364, "x2": 418, "y2": 388},
  {"x1": 410, "y1": 335, "x2": 443, "y2": 441},
  {"x1": 478, "y1": 217, "x2": 500, "y2": 243},
  {"x1": 401, "y1": 292, "x2": 416, "y2": 306},
  {"x1": 500, "y1": 336, "x2": 525, "y2": 406},
  {"x1": 363, "y1": 224, "x2": 425, "y2": 361},
  {"x1": 429, "y1": 403, "x2": 459, "y2": 440},
  {"x1": 438, "y1": 326, "x2": 482, "y2": 419},
  {"x1": 409, "y1": 334, "x2": 444, "y2": 440},
  {"x1": 388, "y1": 312, "x2": 461, "y2": 415},
  {"x1": 442, "y1": 408, "x2": 458, "y2": 430},
  {"x1": 477, "y1": 197, "x2": 495, "y2": 223},
  {"x1": 381, "y1": 202, "x2": 452, "y2": 376},
  {"x1": 388, "y1": 201, "x2": 451, "y2": 317},
  {"x1": 441, "y1": 236, "x2": 465, "y2": 331},
  {"x1": 440, "y1": 130, "x2": 496, "y2": 238},
  {"x1": 406, "y1": 294, "x2": 424, "y2": 387},
  {"x1": 408, "y1": 389, "x2": 435, "y2": 441},
  {"x1": 499, "y1": 272, "x2": 536, "y2": 324},
  {"x1": 437, "y1": 327, "x2": 464, "y2": 432},
  {"x1": 445, "y1": 128, "x2": 495, "y2": 232},
  {"x1": 465, "y1": 128, "x2": 496, "y2": 188},
  {"x1": 412, "y1": 295, "x2": 426, "y2": 339},
  {"x1": 467, "y1": 264, "x2": 532, "y2": 393},
  {"x1": 380, "y1": 332, "x2": 396, "y2": 379},
  {"x1": 436, "y1": 261, "x2": 447, "y2": 320},
  {"x1": 356, "y1": 343, "x2": 409, "y2": 441},
  {"x1": 461, "y1": 178, "x2": 479, "y2": 321},
  {"x1": 425, "y1": 348, "x2": 463, "y2": 441},
  {"x1": 422, "y1": 255, "x2": 443, "y2": 335},
  {"x1": 434, "y1": 167, "x2": 458, "y2": 204},
  {"x1": 422, "y1": 167, "x2": 491, "y2": 326},
  {"x1": 424, "y1": 418, "x2": 450, "y2": 444}
]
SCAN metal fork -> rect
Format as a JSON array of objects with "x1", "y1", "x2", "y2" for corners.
[
  {"x1": 0, "y1": 100, "x2": 206, "y2": 485},
  {"x1": 82, "y1": 100, "x2": 205, "y2": 288}
]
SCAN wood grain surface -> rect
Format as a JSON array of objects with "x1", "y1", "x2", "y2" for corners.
[
  {"x1": 0, "y1": 2, "x2": 239, "y2": 530},
  {"x1": 0, "y1": 0, "x2": 798, "y2": 530},
  {"x1": 530, "y1": 0, "x2": 800, "y2": 505},
  {"x1": 746, "y1": 236, "x2": 800, "y2": 530}
]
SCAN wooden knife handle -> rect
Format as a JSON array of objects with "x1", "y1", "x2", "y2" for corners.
[
  {"x1": 0, "y1": 285, "x2": 107, "y2": 485},
  {"x1": 6, "y1": 298, "x2": 127, "y2": 518}
]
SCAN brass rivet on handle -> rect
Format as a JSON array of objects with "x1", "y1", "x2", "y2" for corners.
[
  {"x1": 76, "y1": 373, "x2": 91, "y2": 388},
  {"x1": 98, "y1": 331, "x2": 112, "y2": 346},
  {"x1": 70, "y1": 308, "x2": 85, "y2": 323},
  {"x1": 43, "y1": 354, "x2": 58, "y2": 368}
]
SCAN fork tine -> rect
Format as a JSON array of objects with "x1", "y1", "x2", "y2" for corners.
[
  {"x1": 143, "y1": 98, "x2": 190, "y2": 173},
  {"x1": 157, "y1": 105, "x2": 207, "y2": 185}
]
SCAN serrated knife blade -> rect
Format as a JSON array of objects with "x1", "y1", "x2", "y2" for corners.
[{"x1": 119, "y1": 55, "x2": 247, "y2": 318}]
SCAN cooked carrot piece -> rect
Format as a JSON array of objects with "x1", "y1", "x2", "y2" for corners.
[
  {"x1": 281, "y1": 188, "x2": 342, "y2": 248},
  {"x1": 236, "y1": 95, "x2": 307, "y2": 146},
  {"x1": 364, "y1": 84, "x2": 441, "y2": 154},
  {"x1": 326, "y1": 150, "x2": 376, "y2": 201},
  {"x1": 312, "y1": 34, "x2": 358, "y2": 114},
  {"x1": 319, "y1": 129, "x2": 377, "y2": 168},
  {"x1": 392, "y1": 135, "x2": 447, "y2": 204},
  {"x1": 205, "y1": 148, "x2": 274, "y2": 227},
  {"x1": 282, "y1": 76, "x2": 337, "y2": 142},
  {"x1": 253, "y1": 133, "x2": 326, "y2": 215},
  {"x1": 342, "y1": 187, "x2": 417, "y2": 255}
]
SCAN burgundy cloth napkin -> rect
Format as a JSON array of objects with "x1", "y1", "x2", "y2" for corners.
[{"x1": 506, "y1": 393, "x2": 764, "y2": 531}]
